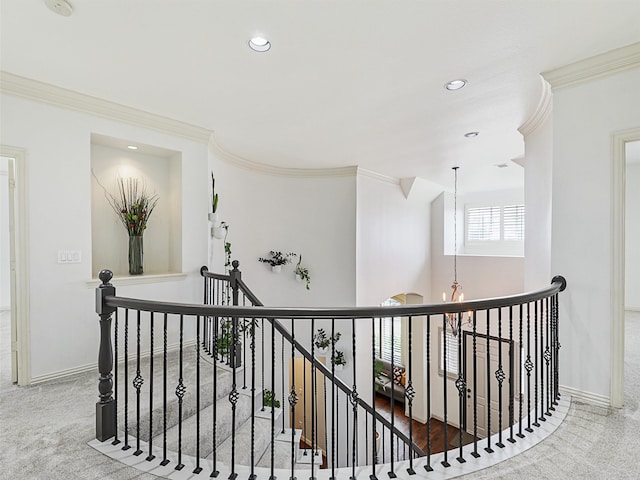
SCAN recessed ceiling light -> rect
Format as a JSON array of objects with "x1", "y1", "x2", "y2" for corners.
[
  {"x1": 445, "y1": 79, "x2": 467, "y2": 91},
  {"x1": 127, "y1": 145, "x2": 138, "y2": 150},
  {"x1": 44, "y1": 0, "x2": 73, "y2": 17},
  {"x1": 249, "y1": 37, "x2": 271, "y2": 52},
  {"x1": 464, "y1": 131, "x2": 479, "y2": 138},
  {"x1": 495, "y1": 163, "x2": 509, "y2": 168}
]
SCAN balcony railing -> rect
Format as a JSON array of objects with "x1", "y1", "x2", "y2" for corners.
[{"x1": 93, "y1": 260, "x2": 566, "y2": 479}]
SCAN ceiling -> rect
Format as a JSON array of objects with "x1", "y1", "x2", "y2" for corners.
[{"x1": 2, "y1": 1, "x2": 639, "y2": 192}]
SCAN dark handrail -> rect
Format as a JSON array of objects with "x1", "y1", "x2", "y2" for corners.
[
  {"x1": 104, "y1": 275, "x2": 566, "y2": 319},
  {"x1": 200, "y1": 265, "x2": 231, "y2": 282}
]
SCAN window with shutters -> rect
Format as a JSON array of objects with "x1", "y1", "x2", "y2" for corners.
[
  {"x1": 374, "y1": 298, "x2": 403, "y2": 365},
  {"x1": 438, "y1": 328, "x2": 459, "y2": 378},
  {"x1": 465, "y1": 203, "x2": 525, "y2": 256}
]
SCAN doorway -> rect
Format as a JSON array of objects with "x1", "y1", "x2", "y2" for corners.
[
  {"x1": 611, "y1": 129, "x2": 640, "y2": 407},
  {"x1": 463, "y1": 332, "x2": 519, "y2": 438},
  {"x1": 0, "y1": 146, "x2": 29, "y2": 387}
]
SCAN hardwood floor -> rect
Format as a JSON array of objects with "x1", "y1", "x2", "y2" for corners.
[{"x1": 373, "y1": 394, "x2": 475, "y2": 463}]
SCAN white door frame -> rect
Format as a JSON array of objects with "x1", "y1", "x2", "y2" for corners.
[
  {"x1": 611, "y1": 127, "x2": 640, "y2": 408},
  {"x1": 0, "y1": 146, "x2": 30, "y2": 386}
]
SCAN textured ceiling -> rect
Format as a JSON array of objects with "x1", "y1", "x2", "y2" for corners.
[{"x1": 2, "y1": 0, "x2": 640, "y2": 191}]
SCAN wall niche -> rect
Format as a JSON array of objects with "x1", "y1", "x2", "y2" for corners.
[{"x1": 90, "y1": 133, "x2": 182, "y2": 279}]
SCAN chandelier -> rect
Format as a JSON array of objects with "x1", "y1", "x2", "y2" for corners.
[{"x1": 444, "y1": 166, "x2": 471, "y2": 336}]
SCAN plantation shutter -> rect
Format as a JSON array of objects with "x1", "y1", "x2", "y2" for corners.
[
  {"x1": 375, "y1": 316, "x2": 403, "y2": 365},
  {"x1": 440, "y1": 330, "x2": 459, "y2": 374},
  {"x1": 467, "y1": 206, "x2": 501, "y2": 241},
  {"x1": 503, "y1": 205, "x2": 525, "y2": 240}
]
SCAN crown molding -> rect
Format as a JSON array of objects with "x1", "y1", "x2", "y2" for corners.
[
  {"x1": 519, "y1": 75, "x2": 553, "y2": 137},
  {"x1": 0, "y1": 71, "x2": 212, "y2": 143},
  {"x1": 209, "y1": 135, "x2": 358, "y2": 178},
  {"x1": 356, "y1": 167, "x2": 400, "y2": 185},
  {"x1": 542, "y1": 41, "x2": 640, "y2": 90}
]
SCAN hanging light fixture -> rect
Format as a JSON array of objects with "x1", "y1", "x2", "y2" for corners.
[{"x1": 443, "y1": 166, "x2": 471, "y2": 336}]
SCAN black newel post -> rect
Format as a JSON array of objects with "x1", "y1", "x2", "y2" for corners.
[
  {"x1": 96, "y1": 269, "x2": 117, "y2": 441},
  {"x1": 229, "y1": 260, "x2": 241, "y2": 367}
]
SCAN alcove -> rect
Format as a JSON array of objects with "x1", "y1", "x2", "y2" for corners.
[{"x1": 90, "y1": 133, "x2": 182, "y2": 278}]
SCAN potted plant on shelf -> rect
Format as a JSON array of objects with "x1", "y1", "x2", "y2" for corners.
[
  {"x1": 332, "y1": 350, "x2": 346, "y2": 371},
  {"x1": 295, "y1": 255, "x2": 311, "y2": 290},
  {"x1": 106, "y1": 177, "x2": 159, "y2": 275},
  {"x1": 209, "y1": 172, "x2": 220, "y2": 225},
  {"x1": 258, "y1": 251, "x2": 296, "y2": 273},
  {"x1": 263, "y1": 389, "x2": 281, "y2": 408},
  {"x1": 313, "y1": 328, "x2": 341, "y2": 355}
]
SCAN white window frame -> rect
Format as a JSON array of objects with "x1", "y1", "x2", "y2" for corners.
[
  {"x1": 374, "y1": 298, "x2": 404, "y2": 366},
  {"x1": 464, "y1": 202, "x2": 525, "y2": 256}
]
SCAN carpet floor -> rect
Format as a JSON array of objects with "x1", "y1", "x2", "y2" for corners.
[{"x1": 1, "y1": 312, "x2": 639, "y2": 479}]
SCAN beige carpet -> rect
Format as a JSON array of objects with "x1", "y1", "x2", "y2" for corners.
[{"x1": 1, "y1": 312, "x2": 639, "y2": 479}]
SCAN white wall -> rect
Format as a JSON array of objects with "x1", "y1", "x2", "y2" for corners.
[
  {"x1": 0, "y1": 94, "x2": 209, "y2": 381},
  {"x1": 551, "y1": 67, "x2": 640, "y2": 400},
  {"x1": 523, "y1": 113, "x2": 554, "y2": 291},
  {"x1": 0, "y1": 157, "x2": 9, "y2": 309},
  {"x1": 626, "y1": 161, "x2": 640, "y2": 310}
]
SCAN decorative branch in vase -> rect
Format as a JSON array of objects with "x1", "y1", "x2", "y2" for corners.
[
  {"x1": 105, "y1": 177, "x2": 158, "y2": 275},
  {"x1": 209, "y1": 172, "x2": 220, "y2": 226}
]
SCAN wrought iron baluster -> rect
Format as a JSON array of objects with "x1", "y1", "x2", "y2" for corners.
[
  {"x1": 456, "y1": 312, "x2": 466, "y2": 464},
  {"x1": 425, "y1": 314, "x2": 433, "y2": 472},
  {"x1": 525, "y1": 303, "x2": 533, "y2": 434},
  {"x1": 123, "y1": 309, "x2": 130, "y2": 451},
  {"x1": 175, "y1": 314, "x2": 186, "y2": 471},
  {"x1": 193, "y1": 315, "x2": 202, "y2": 474},
  {"x1": 495, "y1": 308, "x2": 505, "y2": 448},
  {"x1": 371, "y1": 317, "x2": 378, "y2": 478},
  {"x1": 146, "y1": 312, "x2": 155, "y2": 462},
  {"x1": 250, "y1": 318, "x2": 257, "y2": 480},
  {"x1": 517, "y1": 304, "x2": 525, "y2": 439},
  {"x1": 331, "y1": 318, "x2": 336, "y2": 479},
  {"x1": 406, "y1": 315, "x2": 416, "y2": 475},
  {"x1": 211, "y1": 312, "x2": 219, "y2": 478},
  {"x1": 389, "y1": 315, "x2": 396, "y2": 477},
  {"x1": 507, "y1": 306, "x2": 516, "y2": 444},
  {"x1": 289, "y1": 319, "x2": 297, "y2": 480},
  {"x1": 471, "y1": 311, "x2": 479, "y2": 458},
  {"x1": 485, "y1": 309, "x2": 493, "y2": 454},
  {"x1": 161, "y1": 313, "x2": 169, "y2": 466},
  {"x1": 533, "y1": 301, "x2": 540, "y2": 428},
  {"x1": 270, "y1": 318, "x2": 276, "y2": 480},
  {"x1": 545, "y1": 297, "x2": 552, "y2": 416},
  {"x1": 134, "y1": 309, "x2": 143, "y2": 456},
  {"x1": 351, "y1": 317, "x2": 358, "y2": 480},
  {"x1": 112, "y1": 309, "x2": 120, "y2": 445},
  {"x1": 282, "y1": 334, "x2": 286, "y2": 434},
  {"x1": 311, "y1": 318, "x2": 317, "y2": 478},
  {"x1": 441, "y1": 313, "x2": 449, "y2": 468}
]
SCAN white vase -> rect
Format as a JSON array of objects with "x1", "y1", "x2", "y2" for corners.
[
  {"x1": 295, "y1": 273, "x2": 302, "y2": 282},
  {"x1": 334, "y1": 364, "x2": 344, "y2": 371},
  {"x1": 212, "y1": 226, "x2": 225, "y2": 239},
  {"x1": 271, "y1": 265, "x2": 282, "y2": 273},
  {"x1": 316, "y1": 347, "x2": 328, "y2": 356},
  {"x1": 208, "y1": 212, "x2": 219, "y2": 225}
]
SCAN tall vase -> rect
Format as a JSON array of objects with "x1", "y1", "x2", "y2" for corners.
[{"x1": 128, "y1": 235, "x2": 143, "y2": 275}]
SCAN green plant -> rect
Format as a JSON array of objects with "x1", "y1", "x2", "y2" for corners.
[
  {"x1": 295, "y1": 255, "x2": 311, "y2": 290},
  {"x1": 313, "y1": 328, "x2": 341, "y2": 350},
  {"x1": 258, "y1": 251, "x2": 296, "y2": 267},
  {"x1": 105, "y1": 177, "x2": 159, "y2": 236},
  {"x1": 263, "y1": 389, "x2": 280, "y2": 408},
  {"x1": 332, "y1": 350, "x2": 346, "y2": 366},
  {"x1": 374, "y1": 359, "x2": 385, "y2": 391},
  {"x1": 219, "y1": 222, "x2": 231, "y2": 268},
  {"x1": 211, "y1": 172, "x2": 219, "y2": 213}
]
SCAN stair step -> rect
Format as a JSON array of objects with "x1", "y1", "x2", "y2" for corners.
[
  {"x1": 152, "y1": 385, "x2": 257, "y2": 458},
  {"x1": 206, "y1": 406, "x2": 283, "y2": 466}
]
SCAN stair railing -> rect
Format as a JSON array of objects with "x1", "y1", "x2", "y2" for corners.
[{"x1": 95, "y1": 261, "x2": 567, "y2": 479}]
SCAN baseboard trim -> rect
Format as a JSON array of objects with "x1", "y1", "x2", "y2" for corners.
[
  {"x1": 559, "y1": 385, "x2": 610, "y2": 408},
  {"x1": 30, "y1": 339, "x2": 197, "y2": 385}
]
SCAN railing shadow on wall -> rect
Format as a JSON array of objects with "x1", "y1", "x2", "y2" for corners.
[{"x1": 94, "y1": 260, "x2": 566, "y2": 479}]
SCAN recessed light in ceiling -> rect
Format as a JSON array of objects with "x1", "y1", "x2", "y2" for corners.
[
  {"x1": 495, "y1": 163, "x2": 508, "y2": 168},
  {"x1": 44, "y1": 0, "x2": 73, "y2": 17},
  {"x1": 249, "y1": 37, "x2": 271, "y2": 52},
  {"x1": 127, "y1": 145, "x2": 138, "y2": 150},
  {"x1": 464, "y1": 131, "x2": 479, "y2": 138},
  {"x1": 445, "y1": 79, "x2": 467, "y2": 91}
]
